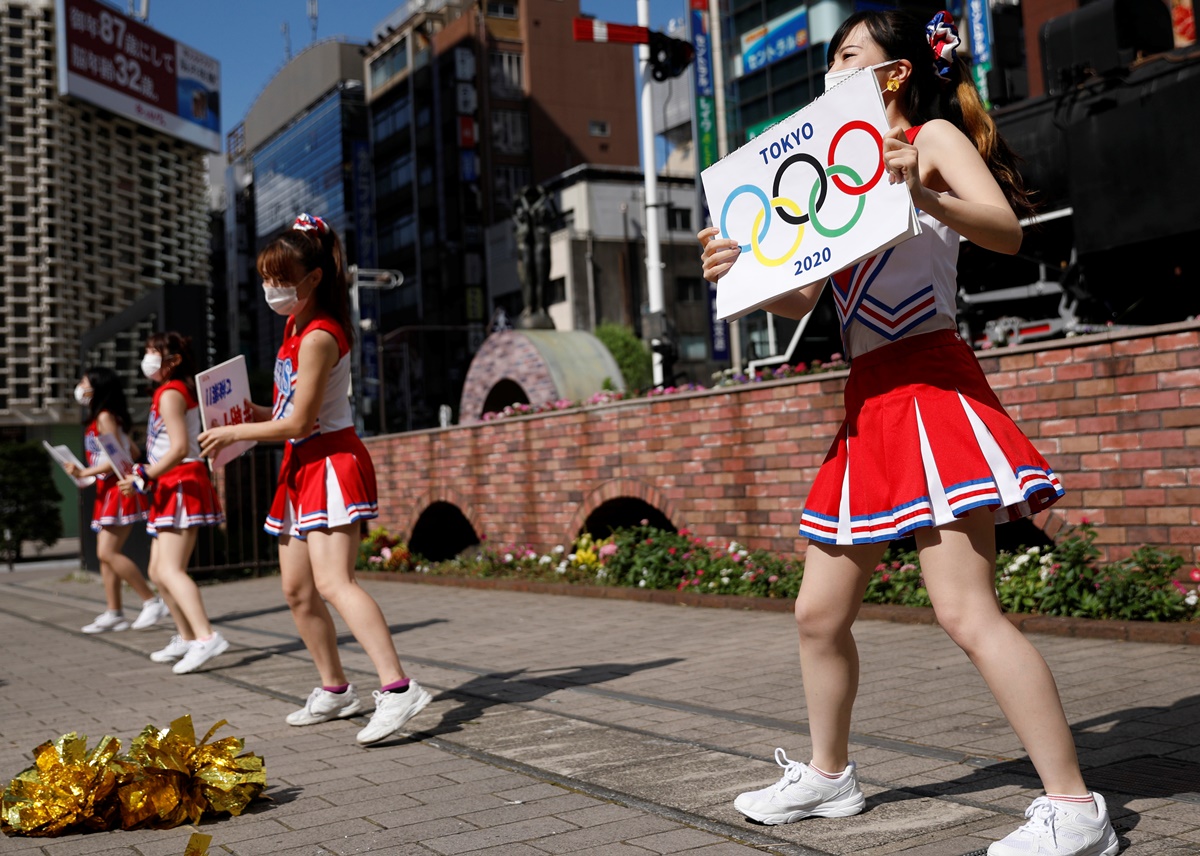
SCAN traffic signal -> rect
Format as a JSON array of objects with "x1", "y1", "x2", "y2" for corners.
[{"x1": 648, "y1": 31, "x2": 695, "y2": 81}]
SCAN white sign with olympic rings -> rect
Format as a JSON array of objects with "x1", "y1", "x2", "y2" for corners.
[{"x1": 701, "y1": 70, "x2": 921, "y2": 321}]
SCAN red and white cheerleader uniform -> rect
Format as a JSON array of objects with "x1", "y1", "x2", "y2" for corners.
[
  {"x1": 144, "y1": 380, "x2": 225, "y2": 535},
  {"x1": 84, "y1": 417, "x2": 148, "y2": 531},
  {"x1": 798, "y1": 126, "x2": 1063, "y2": 545},
  {"x1": 264, "y1": 312, "x2": 378, "y2": 539}
]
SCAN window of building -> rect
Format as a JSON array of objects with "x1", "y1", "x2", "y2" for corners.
[
  {"x1": 491, "y1": 109, "x2": 528, "y2": 155},
  {"x1": 373, "y1": 96, "x2": 411, "y2": 144},
  {"x1": 680, "y1": 334, "x2": 708, "y2": 361},
  {"x1": 487, "y1": 2, "x2": 518, "y2": 19},
  {"x1": 588, "y1": 119, "x2": 610, "y2": 137},
  {"x1": 376, "y1": 154, "x2": 414, "y2": 198},
  {"x1": 370, "y1": 37, "x2": 408, "y2": 91},
  {"x1": 493, "y1": 165, "x2": 531, "y2": 214},
  {"x1": 548, "y1": 277, "x2": 566, "y2": 305},
  {"x1": 676, "y1": 276, "x2": 705, "y2": 303},
  {"x1": 667, "y1": 206, "x2": 691, "y2": 233},
  {"x1": 489, "y1": 51, "x2": 524, "y2": 98}
]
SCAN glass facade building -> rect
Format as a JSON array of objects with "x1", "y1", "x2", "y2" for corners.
[{"x1": 252, "y1": 84, "x2": 368, "y2": 254}]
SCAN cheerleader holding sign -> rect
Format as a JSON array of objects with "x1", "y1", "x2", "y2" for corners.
[
  {"x1": 118, "y1": 332, "x2": 229, "y2": 675},
  {"x1": 699, "y1": 12, "x2": 1117, "y2": 856},
  {"x1": 64, "y1": 367, "x2": 169, "y2": 634},
  {"x1": 199, "y1": 214, "x2": 431, "y2": 745}
]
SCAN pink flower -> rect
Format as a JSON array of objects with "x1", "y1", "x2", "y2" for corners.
[
  {"x1": 368, "y1": 556, "x2": 383, "y2": 564},
  {"x1": 668, "y1": 547, "x2": 676, "y2": 555},
  {"x1": 1081, "y1": 516, "x2": 1091, "y2": 526},
  {"x1": 696, "y1": 570, "x2": 704, "y2": 576},
  {"x1": 900, "y1": 563, "x2": 916, "y2": 572},
  {"x1": 875, "y1": 564, "x2": 887, "y2": 572},
  {"x1": 691, "y1": 579, "x2": 700, "y2": 586},
  {"x1": 1172, "y1": 580, "x2": 1189, "y2": 595},
  {"x1": 732, "y1": 554, "x2": 742, "y2": 563},
  {"x1": 679, "y1": 528, "x2": 691, "y2": 536},
  {"x1": 599, "y1": 543, "x2": 618, "y2": 558},
  {"x1": 381, "y1": 546, "x2": 392, "y2": 561},
  {"x1": 768, "y1": 575, "x2": 779, "y2": 583},
  {"x1": 640, "y1": 518, "x2": 649, "y2": 526},
  {"x1": 881, "y1": 573, "x2": 890, "y2": 582},
  {"x1": 645, "y1": 538, "x2": 654, "y2": 545},
  {"x1": 1190, "y1": 568, "x2": 1200, "y2": 583}
]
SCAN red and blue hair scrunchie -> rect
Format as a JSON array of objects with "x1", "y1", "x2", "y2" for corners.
[
  {"x1": 292, "y1": 212, "x2": 328, "y2": 234},
  {"x1": 926, "y1": 11, "x2": 960, "y2": 80}
]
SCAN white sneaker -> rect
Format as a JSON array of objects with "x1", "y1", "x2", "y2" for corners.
[
  {"x1": 988, "y1": 793, "x2": 1119, "y2": 856},
  {"x1": 733, "y1": 749, "x2": 865, "y2": 824},
  {"x1": 82, "y1": 610, "x2": 130, "y2": 634},
  {"x1": 287, "y1": 685, "x2": 367, "y2": 726},
  {"x1": 150, "y1": 634, "x2": 192, "y2": 663},
  {"x1": 130, "y1": 597, "x2": 170, "y2": 630},
  {"x1": 355, "y1": 681, "x2": 432, "y2": 745},
  {"x1": 171, "y1": 632, "x2": 230, "y2": 675}
]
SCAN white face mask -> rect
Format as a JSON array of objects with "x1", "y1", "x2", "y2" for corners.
[
  {"x1": 74, "y1": 384, "x2": 92, "y2": 405},
  {"x1": 141, "y1": 353, "x2": 162, "y2": 379},
  {"x1": 264, "y1": 285, "x2": 308, "y2": 316},
  {"x1": 824, "y1": 59, "x2": 898, "y2": 92}
]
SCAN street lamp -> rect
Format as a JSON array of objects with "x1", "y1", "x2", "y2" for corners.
[{"x1": 348, "y1": 265, "x2": 403, "y2": 434}]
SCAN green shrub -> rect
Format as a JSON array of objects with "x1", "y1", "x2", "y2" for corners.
[
  {"x1": 370, "y1": 522, "x2": 1199, "y2": 624},
  {"x1": 0, "y1": 442, "x2": 63, "y2": 568},
  {"x1": 594, "y1": 323, "x2": 653, "y2": 394}
]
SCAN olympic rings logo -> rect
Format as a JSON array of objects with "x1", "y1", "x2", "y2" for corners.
[{"x1": 719, "y1": 120, "x2": 886, "y2": 268}]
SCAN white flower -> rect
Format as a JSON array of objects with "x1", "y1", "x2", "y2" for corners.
[
  {"x1": 1187, "y1": 592, "x2": 1198, "y2": 606},
  {"x1": 567, "y1": 553, "x2": 577, "y2": 562},
  {"x1": 1012, "y1": 554, "x2": 1029, "y2": 568},
  {"x1": 1039, "y1": 568, "x2": 1051, "y2": 581},
  {"x1": 638, "y1": 580, "x2": 646, "y2": 588},
  {"x1": 539, "y1": 555, "x2": 552, "y2": 565},
  {"x1": 504, "y1": 552, "x2": 514, "y2": 563},
  {"x1": 709, "y1": 581, "x2": 717, "y2": 588},
  {"x1": 553, "y1": 544, "x2": 565, "y2": 554},
  {"x1": 596, "y1": 569, "x2": 607, "y2": 580},
  {"x1": 555, "y1": 565, "x2": 566, "y2": 575},
  {"x1": 721, "y1": 576, "x2": 730, "y2": 585},
  {"x1": 727, "y1": 541, "x2": 741, "y2": 553},
  {"x1": 1027, "y1": 546, "x2": 1041, "y2": 556},
  {"x1": 641, "y1": 567, "x2": 649, "y2": 577},
  {"x1": 1040, "y1": 554, "x2": 1053, "y2": 565},
  {"x1": 737, "y1": 550, "x2": 748, "y2": 559}
]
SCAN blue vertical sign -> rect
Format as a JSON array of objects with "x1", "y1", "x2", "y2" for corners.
[
  {"x1": 709, "y1": 281, "x2": 729, "y2": 361},
  {"x1": 966, "y1": 0, "x2": 993, "y2": 107}
]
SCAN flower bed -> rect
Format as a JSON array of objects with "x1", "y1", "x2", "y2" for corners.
[{"x1": 359, "y1": 524, "x2": 1200, "y2": 624}]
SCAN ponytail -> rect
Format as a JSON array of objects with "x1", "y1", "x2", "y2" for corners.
[{"x1": 942, "y1": 57, "x2": 1037, "y2": 219}]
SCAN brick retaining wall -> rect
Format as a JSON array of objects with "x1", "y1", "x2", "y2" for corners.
[{"x1": 365, "y1": 321, "x2": 1200, "y2": 564}]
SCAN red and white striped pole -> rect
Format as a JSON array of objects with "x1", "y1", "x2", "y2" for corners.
[{"x1": 571, "y1": 17, "x2": 650, "y2": 45}]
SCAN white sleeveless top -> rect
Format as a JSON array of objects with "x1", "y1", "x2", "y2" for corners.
[{"x1": 831, "y1": 205, "x2": 960, "y2": 359}]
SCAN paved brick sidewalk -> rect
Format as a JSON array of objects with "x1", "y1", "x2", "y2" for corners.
[{"x1": 1, "y1": 568, "x2": 1197, "y2": 855}]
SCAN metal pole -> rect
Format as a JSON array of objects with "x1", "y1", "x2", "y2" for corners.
[
  {"x1": 707, "y1": 0, "x2": 741, "y2": 373},
  {"x1": 638, "y1": 0, "x2": 665, "y2": 386}
]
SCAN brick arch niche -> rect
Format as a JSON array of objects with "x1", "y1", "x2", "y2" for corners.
[{"x1": 458, "y1": 330, "x2": 625, "y2": 423}]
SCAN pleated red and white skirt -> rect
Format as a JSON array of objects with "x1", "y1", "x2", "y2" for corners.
[
  {"x1": 799, "y1": 330, "x2": 1063, "y2": 545},
  {"x1": 91, "y1": 475, "x2": 148, "y2": 531},
  {"x1": 146, "y1": 460, "x2": 225, "y2": 536},
  {"x1": 264, "y1": 427, "x2": 379, "y2": 539}
]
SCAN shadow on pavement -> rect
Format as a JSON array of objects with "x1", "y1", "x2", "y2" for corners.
[
  {"x1": 238, "y1": 784, "x2": 304, "y2": 819},
  {"x1": 211, "y1": 619, "x2": 450, "y2": 670},
  {"x1": 211, "y1": 603, "x2": 294, "y2": 623},
  {"x1": 868, "y1": 694, "x2": 1200, "y2": 849},
  {"x1": 369, "y1": 658, "x2": 684, "y2": 747}
]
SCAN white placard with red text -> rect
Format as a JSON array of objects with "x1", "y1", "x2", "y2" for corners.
[{"x1": 701, "y1": 70, "x2": 921, "y2": 321}]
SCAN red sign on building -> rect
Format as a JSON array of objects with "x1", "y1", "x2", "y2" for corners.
[{"x1": 55, "y1": 0, "x2": 221, "y2": 151}]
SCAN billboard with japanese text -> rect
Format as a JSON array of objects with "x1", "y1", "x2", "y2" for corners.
[{"x1": 55, "y1": 0, "x2": 220, "y2": 152}]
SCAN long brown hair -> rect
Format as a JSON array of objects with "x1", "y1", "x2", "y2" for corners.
[
  {"x1": 146, "y1": 331, "x2": 198, "y2": 398},
  {"x1": 827, "y1": 10, "x2": 1036, "y2": 218},
  {"x1": 257, "y1": 218, "x2": 355, "y2": 345}
]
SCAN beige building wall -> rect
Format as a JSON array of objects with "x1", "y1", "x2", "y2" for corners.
[{"x1": 0, "y1": 0, "x2": 210, "y2": 427}]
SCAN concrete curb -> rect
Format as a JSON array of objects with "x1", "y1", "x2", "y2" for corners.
[{"x1": 364, "y1": 571, "x2": 1200, "y2": 646}]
